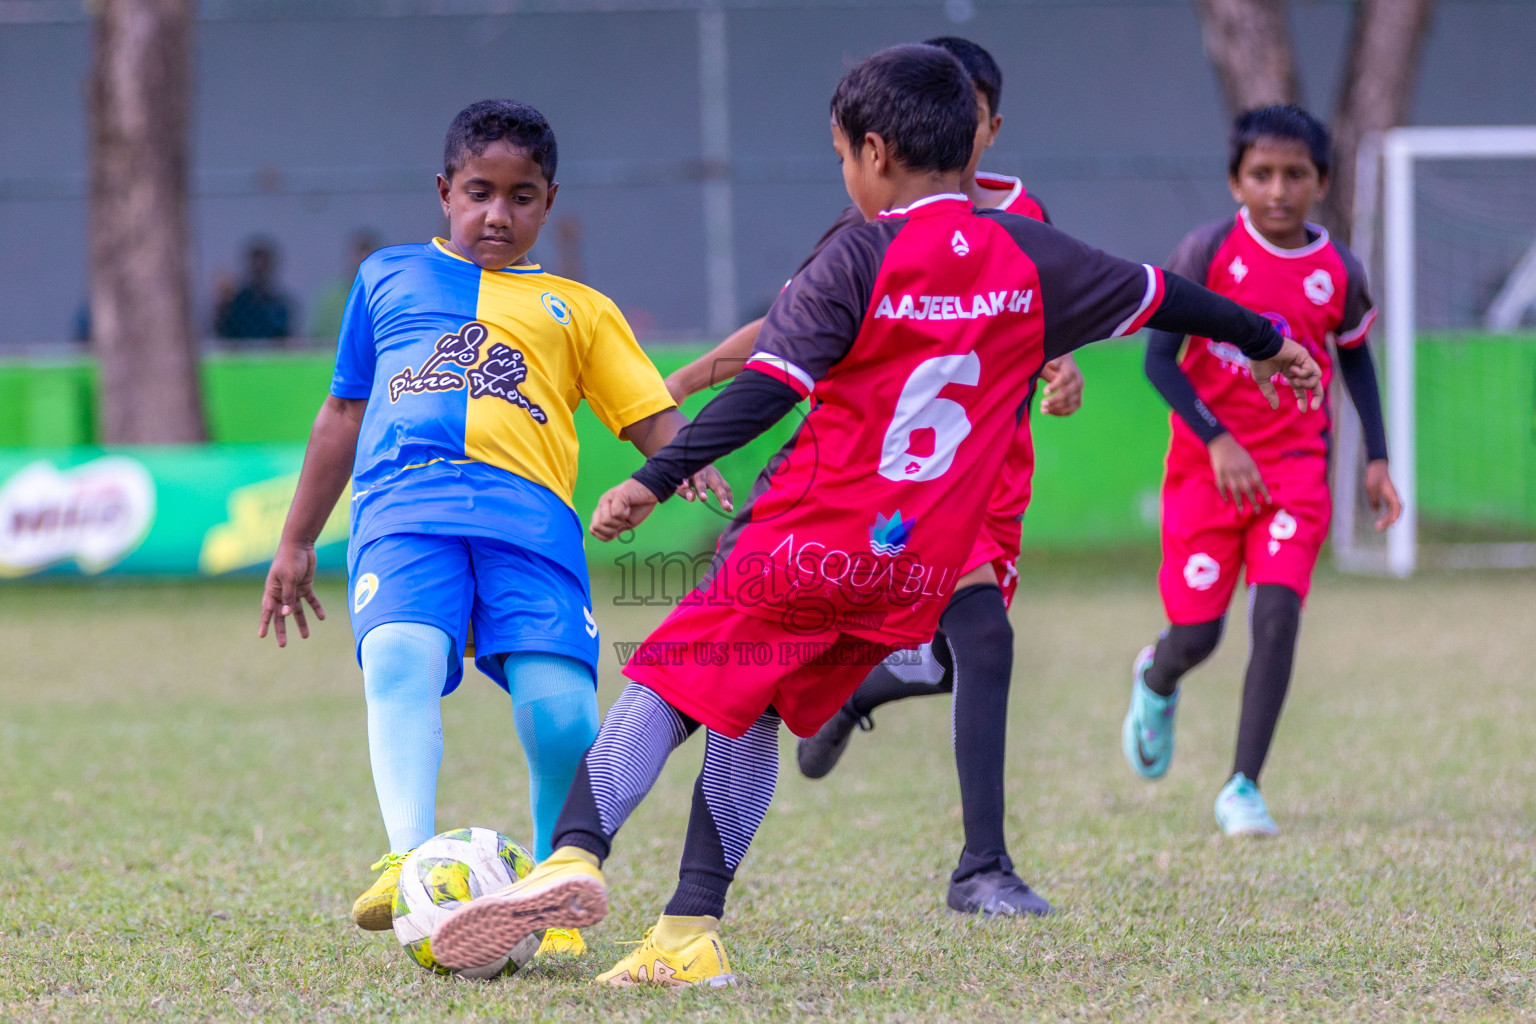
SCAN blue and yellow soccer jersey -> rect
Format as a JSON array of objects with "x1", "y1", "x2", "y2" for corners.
[{"x1": 330, "y1": 238, "x2": 675, "y2": 583}]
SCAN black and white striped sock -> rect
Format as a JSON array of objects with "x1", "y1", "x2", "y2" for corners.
[
  {"x1": 551, "y1": 683, "x2": 696, "y2": 861},
  {"x1": 666, "y1": 710, "x2": 782, "y2": 919}
]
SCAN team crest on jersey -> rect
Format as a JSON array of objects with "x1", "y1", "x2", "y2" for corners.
[
  {"x1": 1303, "y1": 269, "x2": 1334, "y2": 305},
  {"x1": 467, "y1": 344, "x2": 549, "y2": 424},
  {"x1": 1183, "y1": 553, "x2": 1220, "y2": 591},
  {"x1": 388, "y1": 322, "x2": 486, "y2": 402},
  {"x1": 950, "y1": 230, "x2": 971, "y2": 257},
  {"x1": 868, "y1": 510, "x2": 915, "y2": 557},
  {"x1": 541, "y1": 292, "x2": 572, "y2": 325}
]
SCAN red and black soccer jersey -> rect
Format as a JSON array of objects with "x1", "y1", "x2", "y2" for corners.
[
  {"x1": 1163, "y1": 207, "x2": 1376, "y2": 479},
  {"x1": 778, "y1": 174, "x2": 1050, "y2": 553},
  {"x1": 714, "y1": 193, "x2": 1166, "y2": 644}
]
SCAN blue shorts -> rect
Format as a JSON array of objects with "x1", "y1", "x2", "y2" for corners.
[{"x1": 347, "y1": 532, "x2": 599, "y2": 694}]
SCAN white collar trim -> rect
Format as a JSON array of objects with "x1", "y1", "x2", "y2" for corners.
[
  {"x1": 974, "y1": 172, "x2": 1023, "y2": 210},
  {"x1": 1239, "y1": 206, "x2": 1329, "y2": 258},
  {"x1": 881, "y1": 192, "x2": 970, "y2": 217}
]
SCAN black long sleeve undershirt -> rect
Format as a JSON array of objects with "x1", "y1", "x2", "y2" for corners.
[
  {"x1": 1335, "y1": 342, "x2": 1389, "y2": 461},
  {"x1": 1144, "y1": 327, "x2": 1229, "y2": 444},
  {"x1": 632, "y1": 369, "x2": 801, "y2": 501},
  {"x1": 1142, "y1": 272, "x2": 1284, "y2": 363}
]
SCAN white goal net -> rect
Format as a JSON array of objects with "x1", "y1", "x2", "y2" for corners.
[{"x1": 1337, "y1": 126, "x2": 1536, "y2": 575}]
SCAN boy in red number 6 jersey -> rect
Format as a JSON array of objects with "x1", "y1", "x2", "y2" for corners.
[
  {"x1": 1122, "y1": 105, "x2": 1402, "y2": 837},
  {"x1": 429, "y1": 47, "x2": 1322, "y2": 986}
]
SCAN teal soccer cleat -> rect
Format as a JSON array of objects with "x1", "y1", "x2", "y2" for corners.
[
  {"x1": 1214, "y1": 773, "x2": 1279, "y2": 836},
  {"x1": 1121, "y1": 645, "x2": 1179, "y2": 779}
]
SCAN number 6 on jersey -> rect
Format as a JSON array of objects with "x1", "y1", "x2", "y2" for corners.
[{"x1": 877, "y1": 352, "x2": 981, "y2": 482}]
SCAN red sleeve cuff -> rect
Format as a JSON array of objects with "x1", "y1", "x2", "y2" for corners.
[
  {"x1": 1336, "y1": 307, "x2": 1378, "y2": 348},
  {"x1": 1114, "y1": 265, "x2": 1166, "y2": 337},
  {"x1": 743, "y1": 352, "x2": 814, "y2": 398}
]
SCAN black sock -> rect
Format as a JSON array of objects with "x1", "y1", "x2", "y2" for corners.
[
  {"x1": 666, "y1": 712, "x2": 781, "y2": 919},
  {"x1": 1233, "y1": 584, "x2": 1302, "y2": 784},
  {"x1": 848, "y1": 633, "x2": 954, "y2": 717},
  {"x1": 1144, "y1": 617, "x2": 1224, "y2": 697},
  {"x1": 940, "y1": 584, "x2": 1014, "y2": 882}
]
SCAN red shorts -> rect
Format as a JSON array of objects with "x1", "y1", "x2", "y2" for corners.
[
  {"x1": 1158, "y1": 464, "x2": 1330, "y2": 624},
  {"x1": 961, "y1": 511, "x2": 1022, "y2": 610},
  {"x1": 622, "y1": 598, "x2": 903, "y2": 739}
]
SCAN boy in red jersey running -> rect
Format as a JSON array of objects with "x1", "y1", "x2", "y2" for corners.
[
  {"x1": 669, "y1": 36, "x2": 1083, "y2": 917},
  {"x1": 429, "y1": 46, "x2": 1321, "y2": 985},
  {"x1": 1121, "y1": 105, "x2": 1402, "y2": 836}
]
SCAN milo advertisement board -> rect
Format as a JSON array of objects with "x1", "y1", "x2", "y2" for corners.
[{"x1": 0, "y1": 446, "x2": 348, "y2": 578}]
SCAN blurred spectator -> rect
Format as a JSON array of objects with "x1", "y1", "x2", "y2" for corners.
[
  {"x1": 309, "y1": 229, "x2": 381, "y2": 343},
  {"x1": 214, "y1": 237, "x2": 295, "y2": 340}
]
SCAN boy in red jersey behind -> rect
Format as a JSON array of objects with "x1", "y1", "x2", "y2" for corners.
[
  {"x1": 429, "y1": 47, "x2": 1322, "y2": 986},
  {"x1": 1121, "y1": 105, "x2": 1402, "y2": 836}
]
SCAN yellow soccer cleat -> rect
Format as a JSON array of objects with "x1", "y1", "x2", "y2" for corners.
[
  {"x1": 430, "y1": 845, "x2": 608, "y2": 971},
  {"x1": 537, "y1": 927, "x2": 588, "y2": 957},
  {"x1": 351, "y1": 850, "x2": 411, "y2": 931},
  {"x1": 596, "y1": 915, "x2": 736, "y2": 988}
]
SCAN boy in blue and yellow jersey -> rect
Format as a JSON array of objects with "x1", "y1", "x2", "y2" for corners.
[{"x1": 258, "y1": 100, "x2": 727, "y2": 957}]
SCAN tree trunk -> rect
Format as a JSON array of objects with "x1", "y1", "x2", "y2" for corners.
[
  {"x1": 1192, "y1": 0, "x2": 1303, "y2": 114},
  {"x1": 1319, "y1": 0, "x2": 1438, "y2": 240},
  {"x1": 90, "y1": 0, "x2": 205, "y2": 444}
]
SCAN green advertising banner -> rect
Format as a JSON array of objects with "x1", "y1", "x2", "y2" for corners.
[
  {"x1": 0, "y1": 446, "x2": 348, "y2": 578},
  {"x1": 3, "y1": 334, "x2": 1530, "y2": 578}
]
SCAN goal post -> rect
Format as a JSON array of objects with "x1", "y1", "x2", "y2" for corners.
[{"x1": 1337, "y1": 125, "x2": 1536, "y2": 577}]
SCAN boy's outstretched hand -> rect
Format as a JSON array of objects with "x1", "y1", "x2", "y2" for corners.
[
  {"x1": 591, "y1": 478, "x2": 662, "y2": 540},
  {"x1": 1249, "y1": 338, "x2": 1324, "y2": 411},
  {"x1": 1365, "y1": 459, "x2": 1403, "y2": 531},
  {"x1": 675, "y1": 465, "x2": 734, "y2": 511},
  {"x1": 259, "y1": 540, "x2": 326, "y2": 647}
]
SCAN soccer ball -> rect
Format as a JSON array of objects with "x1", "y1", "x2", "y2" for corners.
[{"x1": 391, "y1": 826, "x2": 541, "y2": 978}]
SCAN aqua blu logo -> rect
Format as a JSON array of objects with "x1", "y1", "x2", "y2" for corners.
[{"x1": 868, "y1": 510, "x2": 915, "y2": 557}]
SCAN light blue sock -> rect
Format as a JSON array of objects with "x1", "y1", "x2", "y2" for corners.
[
  {"x1": 360, "y1": 621, "x2": 451, "y2": 854},
  {"x1": 505, "y1": 653, "x2": 599, "y2": 860}
]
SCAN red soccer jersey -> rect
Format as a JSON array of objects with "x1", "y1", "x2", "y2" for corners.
[
  {"x1": 711, "y1": 193, "x2": 1165, "y2": 644},
  {"x1": 1165, "y1": 207, "x2": 1376, "y2": 479},
  {"x1": 973, "y1": 172, "x2": 1049, "y2": 527}
]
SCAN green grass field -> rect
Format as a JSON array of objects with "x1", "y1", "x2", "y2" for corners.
[{"x1": 1, "y1": 557, "x2": 1533, "y2": 1022}]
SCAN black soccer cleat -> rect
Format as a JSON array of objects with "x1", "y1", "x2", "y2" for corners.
[
  {"x1": 947, "y1": 869, "x2": 1053, "y2": 918},
  {"x1": 795, "y1": 704, "x2": 872, "y2": 779}
]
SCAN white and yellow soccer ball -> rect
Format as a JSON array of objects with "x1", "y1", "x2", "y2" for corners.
[{"x1": 391, "y1": 826, "x2": 541, "y2": 978}]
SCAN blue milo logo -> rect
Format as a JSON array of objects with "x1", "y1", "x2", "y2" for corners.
[
  {"x1": 541, "y1": 292, "x2": 571, "y2": 325},
  {"x1": 868, "y1": 510, "x2": 915, "y2": 557}
]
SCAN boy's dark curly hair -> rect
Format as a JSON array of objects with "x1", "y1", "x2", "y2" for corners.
[{"x1": 443, "y1": 100, "x2": 558, "y2": 183}]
